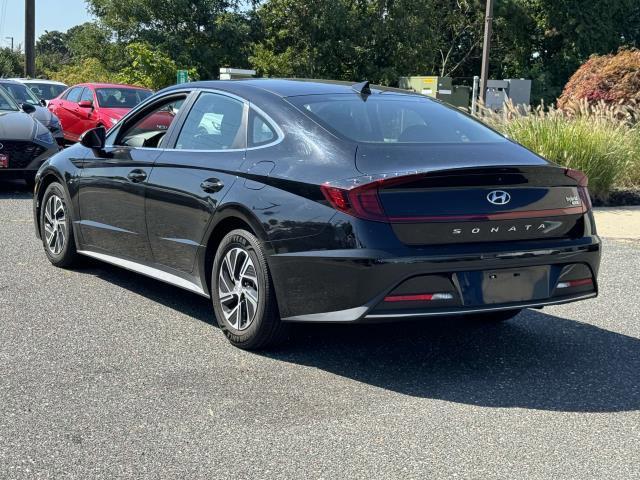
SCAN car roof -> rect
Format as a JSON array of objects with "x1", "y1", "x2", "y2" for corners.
[
  {"x1": 75, "y1": 83, "x2": 152, "y2": 90},
  {"x1": 9, "y1": 78, "x2": 67, "y2": 86},
  {"x1": 0, "y1": 79, "x2": 24, "y2": 85},
  {"x1": 163, "y1": 78, "x2": 417, "y2": 98}
]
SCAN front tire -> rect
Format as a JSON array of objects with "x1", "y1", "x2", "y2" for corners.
[
  {"x1": 211, "y1": 229, "x2": 288, "y2": 350},
  {"x1": 40, "y1": 182, "x2": 79, "y2": 268}
]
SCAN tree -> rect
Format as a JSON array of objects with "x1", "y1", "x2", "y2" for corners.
[
  {"x1": 432, "y1": 0, "x2": 484, "y2": 77},
  {"x1": 493, "y1": 0, "x2": 640, "y2": 103},
  {"x1": 47, "y1": 57, "x2": 117, "y2": 85},
  {"x1": 35, "y1": 23, "x2": 123, "y2": 79},
  {"x1": 66, "y1": 23, "x2": 112, "y2": 58},
  {"x1": 36, "y1": 30, "x2": 71, "y2": 71},
  {"x1": 249, "y1": 0, "x2": 640, "y2": 102},
  {"x1": 86, "y1": 0, "x2": 254, "y2": 79},
  {"x1": 0, "y1": 48, "x2": 23, "y2": 77},
  {"x1": 118, "y1": 42, "x2": 198, "y2": 90},
  {"x1": 249, "y1": 0, "x2": 487, "y2": 85}
]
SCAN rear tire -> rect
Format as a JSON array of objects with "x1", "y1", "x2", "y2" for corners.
[
  {"x1": 472, "y1": 309, "x2": 522, "y2": 323},
  {"x1": 211, "y1": 229, "x2": 288, "y2": 350},
  {"x1": 40, "y1": 182, "x2": 79, "y2": 268}
]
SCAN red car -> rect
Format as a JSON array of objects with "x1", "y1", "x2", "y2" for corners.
[{"x1": 48, "y1": 83, "x2": 152, "y2": 143}]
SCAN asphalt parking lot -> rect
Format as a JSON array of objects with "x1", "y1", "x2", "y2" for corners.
[{"x1": 1, "y1": 179, "x2": 639, "y2": 479}]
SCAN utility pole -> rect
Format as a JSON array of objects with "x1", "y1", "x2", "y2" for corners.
[
  {"x1": 6, "y1": 37, "x2": 13, "y2": 50},
  {"x1": 479, "y1": 0, "x2": 494, "y2": 103},
  {"x1": 25, "y1": 0, "x2": 35, "y2": 77}
]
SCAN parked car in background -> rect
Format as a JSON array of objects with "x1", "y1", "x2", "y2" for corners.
[
  {"x1": 0, "y1": 87, "x2": 58, "y2": 187},
  {"x1": 0, "y1": 79, "x2": 64, "y2": 147},
  {"x1": 32, "y1": 79, "x2": 601, "y2": 350},
  {"x1": 48, "y1": 83, "x2": 152, "y2": 143},
  {"x1": 10, "y1": 78, "x2": 68, "y2": 105}
]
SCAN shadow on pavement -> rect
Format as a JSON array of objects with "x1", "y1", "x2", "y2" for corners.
[
  {"x1": 82, "y1": 261, "x2": 215, "y2": 325},
  {"x1": 0, "y1": 179, "x2": 32, "y2": 198},
  {"x1": 81, "y1": 261, "x2": 639, "y2": 413}
]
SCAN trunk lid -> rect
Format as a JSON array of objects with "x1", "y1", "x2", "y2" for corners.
[{"x1": 354, "y1": 143, "x2": 586, "y2": 245}]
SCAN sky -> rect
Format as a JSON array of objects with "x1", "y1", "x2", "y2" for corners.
[{"x1": 0, "y1": 0, "x2": 93, "y2": 50}]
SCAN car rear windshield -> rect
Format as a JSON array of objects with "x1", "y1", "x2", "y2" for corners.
[
  {"x1": 28, "y1": 83, "x2": 66, "y2": 100},
  {"x1": 96, "y1": 88, "x2": 152, "y2": 108},
  {"x1": 289, "y1": 94, "x2": 506, "y2": 144}
]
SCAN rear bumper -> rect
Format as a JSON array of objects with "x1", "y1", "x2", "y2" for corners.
[
  {"x1": 363, "y1": 292, "x2": 596, "y2": 321},
  {"x1": 268, "y1": 237, "x2": 601, "y2": 322}
]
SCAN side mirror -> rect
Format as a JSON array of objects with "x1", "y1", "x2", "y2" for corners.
[
  {"x1": 78, "y1": 100, "x2": 93, "y2": 109},
  {"x1": 40, "y1": 99, "x2": 47, "y2": 107},
  {"x1": 21, "y1": 103, "x2": 36, "y2": 114},
  {"x1": 80, "y1": 126, "x2": 106, "y2": 149}
]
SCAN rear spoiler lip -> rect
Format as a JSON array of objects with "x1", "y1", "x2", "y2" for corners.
[
  {"x1": 388, "y1": 206, "x2": 586, "y2": 224},
  {"x1": 326, "y1": 164, "x2": 579, "y2": 190}
]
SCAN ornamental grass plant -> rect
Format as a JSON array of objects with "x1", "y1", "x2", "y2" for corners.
[{"x1": 478, "y1": 100, "x2": 640, "y2": 200}]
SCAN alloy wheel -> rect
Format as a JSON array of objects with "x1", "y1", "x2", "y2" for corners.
[
  {"x1": 218, "y1": 247, "x2": 259, "y2": 331},
  {"x1": 43, "y1": 194, "x2": 67, "y2": 255}
]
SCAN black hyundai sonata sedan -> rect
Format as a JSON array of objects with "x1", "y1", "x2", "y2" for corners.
[{"x1": 33, "y1": 79, "x2": 600, "y2": 349}]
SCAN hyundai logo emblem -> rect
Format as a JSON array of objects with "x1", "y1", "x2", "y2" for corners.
[
  {"x1": 0, "y1": 143, "x2": 3, "y2": 150},
  {"x1": 487, "y1": 190, "x2": 511, "y2": 205}
]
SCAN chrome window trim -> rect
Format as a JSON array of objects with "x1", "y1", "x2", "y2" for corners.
[
  {"x1": 105, "y1": 87, "x2": 285, "y2": 153},
  {"x1": 172, "y1": 89, "x2": 248, "y2": 153}
]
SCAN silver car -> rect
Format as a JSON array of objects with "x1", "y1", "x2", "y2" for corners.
[
  {"x1": 0, "y1": 87, "x2": 59, "y2": 187},
  {"x1": 0, "y1": 79, "x2": 64, "y2": 147}
]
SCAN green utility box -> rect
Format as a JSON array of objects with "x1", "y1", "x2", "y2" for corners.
[{"x1": 399, "y1": 76, "x2": 470, "y2": 109}]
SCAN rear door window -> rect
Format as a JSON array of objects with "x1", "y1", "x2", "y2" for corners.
[{"x1": 175, "y1": 92, "x2": 245, "y2": 150}]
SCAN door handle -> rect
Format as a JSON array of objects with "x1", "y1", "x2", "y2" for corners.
[
  {"x1": 200, "y1": 178, "x2": 224, "y2": 193},
  {"x1": 127, "y1": 169, "x2": 147, "y2": 183}
]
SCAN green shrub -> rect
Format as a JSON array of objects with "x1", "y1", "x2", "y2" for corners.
[
  {"x1": 480, "y1": 102, "x2": 638, "y2": 200},
  {"x1": 47, "y1": 57, "x2": 117, "y2": 85}
]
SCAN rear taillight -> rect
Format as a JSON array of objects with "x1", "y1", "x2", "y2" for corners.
[
  {"x1": 565, "y1": 168, "x2": 592, "y2": 210},
  {"x1": 320, "y1": 182, "x2": 388, "y2": 222},
  {"x1": 556, "y1": 278, "x2": 593, "y2": 289}
]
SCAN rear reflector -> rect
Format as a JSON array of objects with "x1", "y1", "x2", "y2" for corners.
[
  {"x1": 384, "y1": 292, "x2": 454, "y2": 302},
  {"x1": 556, "y1": 278, "x2": 593, "y2": 289}
]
